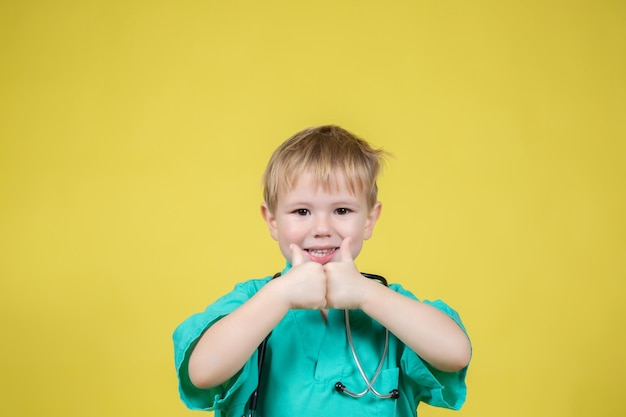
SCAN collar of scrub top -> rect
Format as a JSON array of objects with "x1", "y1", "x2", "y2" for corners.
[{"x1": 244, "y1": 271, "x2": 397, "y2": 417}]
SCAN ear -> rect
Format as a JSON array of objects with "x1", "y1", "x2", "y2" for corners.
[
  {"x1": 260, "y1": 203, "x2": 279, "y2": 241},
  {"x1": 363, "y1": 201, "x2": 382, "y2": 240}
]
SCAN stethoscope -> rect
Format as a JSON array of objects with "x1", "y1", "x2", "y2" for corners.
[
  {"x1": 334, "y1": 273, "x2": 400, "y2": 400},
  {"x1": 245, "y1": 272, "x2": 399, "y2": 417}
]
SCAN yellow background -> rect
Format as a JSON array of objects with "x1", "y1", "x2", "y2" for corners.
[{"x1": 1, "y1": 1, "x2": 624, "y2": 416}]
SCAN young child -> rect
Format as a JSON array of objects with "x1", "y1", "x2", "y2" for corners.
[{"x1": 173, "y1": 125, "x2": 471, "y2": 417}]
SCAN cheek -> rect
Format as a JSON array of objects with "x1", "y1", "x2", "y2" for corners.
[
  {"x1": 277, "y1": 218, "x2": 307, "y2": 239},
  {"x1": 276, "y1": 222, "x2": 293, "y2": 242},
  {"x1": 350, "y1": 239, "x2": 365, "y2": 257},
  {"x1": 274, "y1": 225, "x2": 302, "y2": 255},
  {"x1": 276, "y1": 229, "x2": 302, "y2": 263}
]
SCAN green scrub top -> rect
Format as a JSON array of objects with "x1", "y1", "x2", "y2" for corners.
[{"x1": 173, "y1": 266, "x2": 469, "y2": 417}]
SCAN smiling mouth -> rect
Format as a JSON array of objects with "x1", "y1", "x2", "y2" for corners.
[{"x1": 305, "y1": 248, "x2": 338, "y2": 259}]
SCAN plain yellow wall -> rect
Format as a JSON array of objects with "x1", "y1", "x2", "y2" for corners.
[{"x1": 1, "y1": 1, "x2": 624, "y2": 416}]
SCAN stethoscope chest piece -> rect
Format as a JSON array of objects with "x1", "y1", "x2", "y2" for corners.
[
  {"x1": 335, "y1": 381, "x2": 400, "y2": 399},
  {"x1": 245, "y1": 272, "x2": 398, "y2": 417}
]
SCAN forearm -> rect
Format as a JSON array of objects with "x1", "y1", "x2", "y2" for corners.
[
  {"x1": 188, "y1": 280, "x2": 290, "y2": 389},
  {"x1": 360, "y1": 281, "x2": 471, "y2": 372}
]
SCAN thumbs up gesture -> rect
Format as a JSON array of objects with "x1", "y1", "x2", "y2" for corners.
[
  {"x1": 278, "y1": 238, "x2": 371, "y2": 311},
  {"x1": 324, "y1": 238, "x2": 367, "y2": 310},
  {"x1": 281, "y1": 243, "x2": 328, "y2": 310}
]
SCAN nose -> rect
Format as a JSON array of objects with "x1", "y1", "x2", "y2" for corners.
[{"x1": 313, "y1": 213, "x2": 331, "y2": 237}]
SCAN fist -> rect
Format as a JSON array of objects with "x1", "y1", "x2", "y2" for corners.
[
  {"x1": 280, "y1": 243, "x2": 327, "y2": 310},
  {"x1": 324, "y1": 238, "x2": 367, "y2": 309}
]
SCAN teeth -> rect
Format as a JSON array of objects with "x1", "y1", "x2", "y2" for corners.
[{"x1": 308, "y1": 248, "x2": 336, "y2": 257}]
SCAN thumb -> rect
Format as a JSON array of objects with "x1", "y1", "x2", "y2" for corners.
[
  {"x1": 290, "y1": 243, "x2": 305, "y2": 266},
  {"x1": 340, "y1": 237, "x2": 353, "y2": 262}
]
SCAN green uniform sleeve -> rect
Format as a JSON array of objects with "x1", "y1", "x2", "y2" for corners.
[
  {"x1": 390, "y1": 284, "x2": 470, "y2": 410},
  {"x1": 172, "y1": 279, "x2": 269, "y2": 413}
]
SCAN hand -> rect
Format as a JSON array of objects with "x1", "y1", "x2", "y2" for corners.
[
  {"x1": 324, "y1": 238, "x2": 369, "y2": 309},
  {"x1": 279, "y1": 243, "x2": 327, "y2": 310}
]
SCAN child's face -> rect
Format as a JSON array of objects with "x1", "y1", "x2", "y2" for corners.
[{"x1": 261, "y1": 171, "x2": 381, "y2": 265}]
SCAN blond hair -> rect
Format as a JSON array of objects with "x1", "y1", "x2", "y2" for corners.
[{"x1": 263, "y1": 125, "x2": 388, "y2": 212}]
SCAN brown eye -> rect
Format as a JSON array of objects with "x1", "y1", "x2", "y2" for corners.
[
  {"x1": 294, "y1": 209, "x2": 310, "y2": 216},
  {"x1": 335, "y1": 208, "x2": 351, "y2": 215}
]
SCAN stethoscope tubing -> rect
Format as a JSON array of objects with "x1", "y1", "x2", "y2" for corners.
[
  {"x1": 244, "y1": 272, "x2": 398, "y2": 417},
  {"x1": 335, "y1": 308, "x2": 400, "y2": 400}
]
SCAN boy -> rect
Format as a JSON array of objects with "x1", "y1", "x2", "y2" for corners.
[{"x1": 173, "y1": 125, "x2": 471, "y2": 416}]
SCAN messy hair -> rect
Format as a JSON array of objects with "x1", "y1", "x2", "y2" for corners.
[{"x1": 263, "y1": 125, "x2": 388, "y2": 212}]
